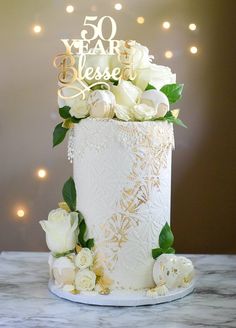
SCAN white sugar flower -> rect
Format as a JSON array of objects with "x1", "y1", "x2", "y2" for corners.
[
  {"x1": 88, "y1": 90, "x2": 115, "y2": 119},
  {"x1": 69, "y1": 98, "x2": 89, "y2": 118},
  {"x1": 52, "y1": 256, "x2": 76, "y2": 287},
  {"x1": 141, "y1": 89, "x2": 169, "y2": 118},
  {"x1": 153, "y1": 254, "x2": 194, "y2": 290},
  {"x1": 75, "y1": 248, "x2": 94, "y2": 270},
  {"x1": 133, "y1": 103, "x2": 157, "y2": 121},
  {"x1": 75, "y1": 269, "x2": 96, "y2": 291},
  {"x1": 134, "y1": 64, "x2": 176, "y2": 91},
  {"x1": 114, "y1": 104, "x2": 134, "y2": 121},
  {"x1": 111, "y1": 80, "x2": 141, "y2": 108},
  {"x1": 146, "y1": 284, "x2": 168, "y2": 297},
  {"x1": 39, "y1": 208, "x2": 78, "y2": 254}
]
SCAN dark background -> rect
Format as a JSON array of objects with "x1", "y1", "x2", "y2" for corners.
[{"x1": 1, "y1": 0, "x2": 235, "y2": 253}]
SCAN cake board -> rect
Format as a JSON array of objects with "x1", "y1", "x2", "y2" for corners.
[{"x1": 48, "y1": 279, "x2": 195, "y2": 307}]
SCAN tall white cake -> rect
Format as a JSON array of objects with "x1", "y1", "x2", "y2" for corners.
[
  {"x1": 73, "y1": 118, "x2": 174, "y2": 289},
  {"x1": 40, "y1": 24, "x2": 195, "y2": 305}
]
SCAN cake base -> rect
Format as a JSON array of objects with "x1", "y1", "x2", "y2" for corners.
[{"x1": 48, "y1": 279, "x2": 195, "y2": 307}]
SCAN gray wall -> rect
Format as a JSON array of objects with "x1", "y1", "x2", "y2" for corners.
[{"x1": 1, "y1": 0, "x2": 235, "y2": 253}]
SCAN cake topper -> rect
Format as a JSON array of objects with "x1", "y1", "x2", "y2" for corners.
[{"x1": 53, "y1": 16, "x2": 136, "y2": 100}]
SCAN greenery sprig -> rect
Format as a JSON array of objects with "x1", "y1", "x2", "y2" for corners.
[
  {"x1": 62, "y1": 177, "x2": 94, "y2": 250},
  {"x1": 152, "y1": 222, "x2": 175, "y2": 259},
  {"x1": 53, "y1": 106, "x2": 83, "y2": 147},
  {"x1": 145, "y1": 83, "x2": 187, "y2": 127}
]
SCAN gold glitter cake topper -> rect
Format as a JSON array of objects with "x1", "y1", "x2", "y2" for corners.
[{"x1": 53, "y1": 16, "x2": 136, "y2": 100}]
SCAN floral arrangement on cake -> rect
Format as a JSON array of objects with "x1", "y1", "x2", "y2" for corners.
[
  {"x1": 40, "y1": 177, "x2": 194, "y2": 296},
  {"x1": 53, "y1": 41, "x2": 186, "y2": 147},
  {"x1": 40, "y1": 177, "x2": 112, "y2": 295},
  {"x1": 40, "y1": 17, "x2": 195, "y2": 301}
]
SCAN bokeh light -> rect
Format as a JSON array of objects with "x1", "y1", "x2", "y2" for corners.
[
  {"x1": 165, "y1": 50, "x2": 173, "y2": 59},
  {"x1": 114, "y1": 3, "x2": 122, "y2": 10},
  {"x1": 33, "y1": 25, "x2": 42, "y2": 34},
  {"x1": 189, "y1": 23, "x2": 197, "y2": 31},
  {"x1": 162, "y1": 21, "x2": 171, "y2": 29},
  {"x1": 66, "y1": 5, "x2": 74, "y2": 13},
  {"x1": 190, "y1": 46, "x2": 198, "y2": 54},
  {"x1": 137, "y1": 16, "x2": 145, "y2": 24}
]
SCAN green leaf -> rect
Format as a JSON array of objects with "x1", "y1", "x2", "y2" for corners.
[
  {"x1": 145, "y1": 83, "x2": 156, "y2": 91},
  {"x1": 165, "y1": 247, "x2": 175, "y2": 254},
  {"x1": 53, "y1": 250, "x2": 74, "y2": 258},
  {"x1": 159, "y1": 222, "x2": 174, "y2": 250},
  {"x1": 59, "y1": 106, "x2": 71, "y2": 119},
  {"x1": 78, "y1": 219, "x2": 86, "y2": 247},
  {"x1": 53, "y1": 122, "x2": 68, "y2": 147},
  {"x1": 160, "y1": 83, "x2": 184, "y2": 104},
  {"x1": 152, "y1": 248, "x2": 163, "y2": 259},
  {"x1": 86, "y1": 238, "x2": 94, "y2": 250},
  {"x1": 62, "y1": 177, "x2": 76, "y2": 212},
  {"x1": 110, "y1": 78, "x2": 119, "y2": 86},
  {"x1": 71, "y1": 116, "x2": 83, "y2": 123}
]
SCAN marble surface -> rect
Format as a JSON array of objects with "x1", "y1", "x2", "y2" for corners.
[{"x1": 0, "y1": 252, "x2": 236, "y2": 328}]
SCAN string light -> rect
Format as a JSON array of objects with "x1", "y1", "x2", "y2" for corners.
[
  {"x1": 137, "y1": 16, "x2": 145, "y2": 24},
  {"x1": 33, "y1": 25, "x2": 42, "y2": 34},
  {"x1": 114, "y1": 3, "x2": 122, "y2": 10},
  {"x1": 37, "y1": 168, "x2": 47, "y2": 179},
  {"x1": 162, "y1": 21, "x2": 171, "y2": 29},
  {"x1": 190, "y1": 46, "x2": 198, "y2": 54},
  {"x1": 165, "y1": 50, "x2": 173, "y2": 59},
  {"x1": 16, "y1": 209, "x2": 25, "y2": 218},
  {"x1": 189, "y1": 23, "x2": 197, "y2": 31},
  {"x1": 66, "y1": 5, "x2": 74, "y2": 13}
]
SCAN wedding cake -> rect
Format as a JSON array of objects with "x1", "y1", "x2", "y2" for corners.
[{"x1": 40, "y1": 16, "x2": 194, "y2": 305}]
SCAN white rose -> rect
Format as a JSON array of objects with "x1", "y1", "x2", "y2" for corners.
[
  {"x1": 75, "y1": 269, "x2": 96, "y2": 291},
  {"x1": 84, "y1": 53, "x2": 111, "y2": 85},
  {"x1": 88, "y1": 90, "x2": 115, "y2": 119},
  {"x1": 111, "y1": 80, "x2": 141, "y2": 108},
  {"x1": 111, "y1": 42, "x2": 152, "y2": 71},
  {"x1": 133, "y1": 103, "x2": 157, "y2": 121},
  {"x1": 52, "y1": 256, "x2": 76, "y2": 287},
  {"x1": 39, "y1": 208, "x2": 78, "y2": 254},
  {"x1": 141, "y1": 89, "x2": 169, "y2": 118},
  {"x1": 69, "y1": 98, "x2": 89, "y2": 119},
  {"x1": 132, "y1": 42, "x2": 152, "y2": 69},
  {"x1": 75, "y1": 248, "x2": 94, "y2": 270},
  {"x1": 134, "y1": 64, "x2": 176, "y2": 91},
  {"x1": 114, "y1": 104, "x2": 134, "y2": 121},
  {"x1": 58, "y1": 80, "x2": 88, "y2": 108}
]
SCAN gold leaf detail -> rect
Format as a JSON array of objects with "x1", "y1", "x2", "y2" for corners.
[{"x1": 58, "y1": 202, "x2": 70, "y2": 212}]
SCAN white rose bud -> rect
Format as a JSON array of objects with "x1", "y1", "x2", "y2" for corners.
[
  {"x1": 177, "y1": 256, "x2": 194, "y2": 287},
  {"x1": 75, "y1": 269, "x2": 96, "y2": 291},
  {"x1": 111, "y1": 80, "x2": 141, "y2": 108},
  {"x1": 153, "y1": 254, "x2": 178, "y2": 290},
  {"x1": 133, "y1": 103, "x2": 157, "y2": 121},
  {"x1": 153, "y1": 254, "x2": 194, "y2": 290},
  {"x1": 134, "y1": 64, "x2": 176, "y2": 91},
  {"x1": 39, "y1": 208, "x2": 78, "y2": 254},
  {"x1": 75, "y1": 248, "x2": 94, "y2": 270},
  {"x1": 141, "y1": 89, "x2": 169, "y2": 118},
  {"x1": 69, "y1": 98, "x2": 89, "y2": 119},
  {"x1": 88, "y1": 90, "x2": 115, "y2": 119},
  {"x1": 52, "y1": 256, "x2": 76, "y2": 287},
  {"x1": 114, "y1": 104, "x2": 134, "y2": 121}
]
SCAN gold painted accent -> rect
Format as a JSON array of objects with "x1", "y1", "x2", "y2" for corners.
[
  {"x1": 99, "y1": 287, "x2": 110, "y2": 295},
  {"x1": 171, "y1": 109, "x2": 180, "y2": 118},
  {"x1": 58, "y1": 202, "x2": 70, "y2": 212},
  {"x1": 62, "y1": 119, "x2": 74, "y2": 129},
  {"x1": 96, "y1": 123, "x2": 174, "y2": 273},
  {"x1": 70, "y1": 289, "x2": 80, "y2": 295},
  {"x1": 75, "y1": 245, "x2": 82, "y2": 253}
]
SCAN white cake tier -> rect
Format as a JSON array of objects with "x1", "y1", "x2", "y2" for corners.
[{"x1": 73, "y1": 118, "x2": 174, "y2": 290}]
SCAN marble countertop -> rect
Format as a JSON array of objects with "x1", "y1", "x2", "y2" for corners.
[{"x1": 0, "y1": 252, "x2": 236, "y2": 328}]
